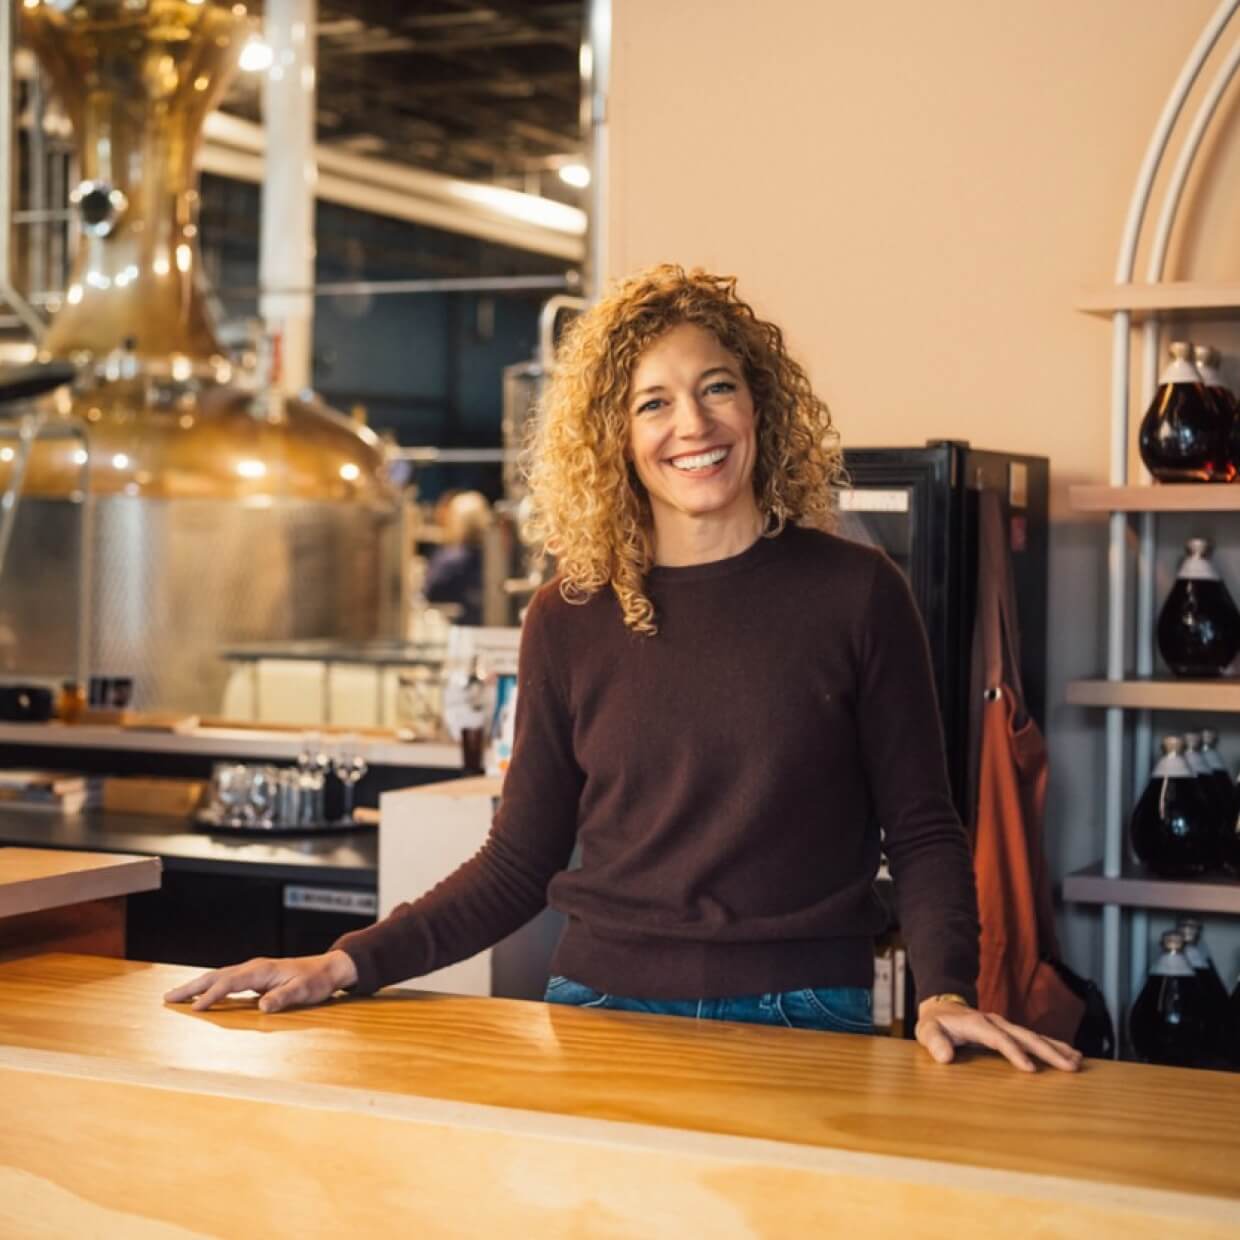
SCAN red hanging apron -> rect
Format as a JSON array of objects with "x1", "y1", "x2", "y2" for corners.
[{"x1": 971, "y1": 490, "x2": 1084, "y2": 1042}]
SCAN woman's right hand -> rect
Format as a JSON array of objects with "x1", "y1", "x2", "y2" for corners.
[{"x1": 162, "y1": 949, "x2": 358, "y2": 1013}]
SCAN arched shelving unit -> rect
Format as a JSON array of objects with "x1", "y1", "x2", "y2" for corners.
[{"x1": 1062, "y1": 0, "x2": 1240, "y2": 1049}]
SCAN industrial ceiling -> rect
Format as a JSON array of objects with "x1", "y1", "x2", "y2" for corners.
[{"x1": 229, "y1": 2, "x2": 585, "y2": 204}]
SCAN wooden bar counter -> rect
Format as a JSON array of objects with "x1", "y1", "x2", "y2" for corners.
[
  {"x1": 0, "y1": 847, "x2": 161, "y2": 959},
  {"x1": 1, "y1": 954, "x2": 1237, "y2": 1238}
]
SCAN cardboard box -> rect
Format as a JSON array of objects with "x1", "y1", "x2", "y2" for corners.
[{"x1": 102, "y1": 777, "x2": 205, "y2": 817}]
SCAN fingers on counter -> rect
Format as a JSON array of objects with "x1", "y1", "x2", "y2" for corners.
[{"x1": 163, "y1": 958, "x2": 276, "y2": 1011}]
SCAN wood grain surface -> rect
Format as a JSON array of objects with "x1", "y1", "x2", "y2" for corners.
[
  {"x1": 0, "y1": 848, "x2": 161, "y2": 918},
  {"x1": 0, "y1": 953, "x2": 1237, "y2": 1207},
  {"x1": 0, "y1": 896, "x2": 125, "y2": 963},
  {"x1": 4, "y1": 1044, "x2": 1236, "y2": 1240}
]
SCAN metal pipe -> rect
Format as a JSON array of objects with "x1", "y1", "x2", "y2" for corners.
[
  {"x1": 216, "y1": 274, "x2": 576, "y2": 301},
  {"x1": 1138, "y1": 320, "x2": 1161, "y2": 489},
  {"x1": 75, "y1": 434, "x2": 93, "y2": 691},
  {"x1": 50, "y1": 142, "x2": 66, "y2": 289},
  {"x1": 582, "y1": 0, "x2": 611, "y2": 297},
  {"x1": 259, "y1": 0, "x2": 317, "y2": 394},
  {"x1": 0, "y1": 407, "x2": 45, "y2": 576},
  {"x1": 1131, "y1": 505, "x2": 1156, "y2": 995},
  {"x1": 390, "y1": 447, "x2": 513, "y2": 464},
  {"x1": 1148, "y1": 38, "x2": 1240, "y2": 281},
  {"x1": 28, "y1": 65, "x2": 47, "y2": 303},
  {"x1": 13, "y1": 208, "x2": 74, "y2": 224},
  {"x1": 1113, "y1": 0, "x2": 1238, "y2": 284},
  {"x1": 1102, "y1": 307, "x2": 1130, "y2": 1034},
  {"x1": 0, "y1": 0, "x2": 44, "y2": 340},
  {"x1": 1129, "y1": 908, "x2": 1150, "y2": 1004},
  {"x1": 538, "y1": 294, "x2": 587, "y2": 369},
  {"x1": 60, "y1": 145, "x2": 75, "y2": 279},
  {"x1": 1130, "y1": 324, "x2": 1161, "y2": 994}
]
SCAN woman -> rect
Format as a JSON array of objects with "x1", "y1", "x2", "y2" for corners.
[
  {"x1": 168, "y1": 265, "x2": 1080, "y2": 1073},
  {"x1": 422, "y1": 489, "x2": 491, "y2": 626}
]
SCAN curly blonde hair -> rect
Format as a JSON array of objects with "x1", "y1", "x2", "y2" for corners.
[{"x1": 523, "y1": 264, "x2": 843, "y2": 635}]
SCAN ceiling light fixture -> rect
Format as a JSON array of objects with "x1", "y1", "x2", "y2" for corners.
[
  {"x1": 558, "y1": 163, "x2": 590, "y2": 189},
  {"x1": 239, "y1": 38, "x2": 274, "y2": 73}
]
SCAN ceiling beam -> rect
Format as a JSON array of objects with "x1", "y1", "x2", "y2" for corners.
[
  {"x1": 201, "y1": 110, "x2": 586, "y2": 262},
  {"x1": 313, "y1": 66, "x2": 578, "y2": 102}
]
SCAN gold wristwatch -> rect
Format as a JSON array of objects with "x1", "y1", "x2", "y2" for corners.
[{"x1": 922, "y1": 993, "x2": 970, "y2": 1008}]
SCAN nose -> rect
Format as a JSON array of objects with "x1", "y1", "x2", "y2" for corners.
[{"x1": 671, "y1": 392, "x2": 712, "y2": 438}]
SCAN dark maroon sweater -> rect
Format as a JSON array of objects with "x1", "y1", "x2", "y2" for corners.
[{"x1": 336, "y1": 525, "x2": 980, "y2": 1005}]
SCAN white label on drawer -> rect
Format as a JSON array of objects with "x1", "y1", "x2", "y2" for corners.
[
  {"x1": 283, "y1": 886, "x2": 377, "y2": 916},
  {"x1": 838, "y1": 488, "x2": 910, "y2": 513}
]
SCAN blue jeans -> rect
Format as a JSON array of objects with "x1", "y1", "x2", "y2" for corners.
[{"x1": 543, "y1": 976, "x2": 875, "y2": 1035}]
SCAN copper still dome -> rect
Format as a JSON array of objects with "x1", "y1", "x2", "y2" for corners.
[{"x1": 12, "y1": 0, "x2": 394, "y2": 506}]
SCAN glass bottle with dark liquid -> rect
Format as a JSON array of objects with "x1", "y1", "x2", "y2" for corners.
[
  {"x1": 1156, "y1": 539, "x2": 1240, "y2": 677},
  {"x1": 1139, "y1": 341, "x2": 1230, "y2": 482},
  {"x1": 1177, "y1": 918, "x2": 1232, "y2": 1063},
  {"x1": 1130, "y1": 736, "x2": 1215, "y2": 876},
  {"x1": 1194, "y1": 345, "x2": 1239, "y2": 480},
  {"x1": 1194, "y1": 344, "x2": 1236, "y2": 417},
  {"x1": 1199, "y1": 728, "x2": 1235, "y2": 826},
  {"x1": 1130, "y1": 930, "x2": 1211, "y2": 1067},
  {"x1": 1181, "y1": 732, "x2": 1225, "y2": 867},
  {"x1": 1225, "y1": 770, "x2": 1240, "y2": 875}
]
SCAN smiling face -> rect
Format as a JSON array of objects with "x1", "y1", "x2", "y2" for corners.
[{"x1": 626, "y1": 322, "x2": 762, "y2": 562}]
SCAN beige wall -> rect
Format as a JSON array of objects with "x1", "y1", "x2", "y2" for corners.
[{"x1": 607, "y1": 0, "x2": 1240, "y2": 986}]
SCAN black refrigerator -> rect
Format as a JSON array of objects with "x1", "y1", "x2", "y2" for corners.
[{"x1": 838, "y1": 440, "x2": 1050, "y2": 824}]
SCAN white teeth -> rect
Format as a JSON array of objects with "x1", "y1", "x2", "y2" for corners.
[{"x1": 670, "y1": 447, "x2": 728, "y2": 471}]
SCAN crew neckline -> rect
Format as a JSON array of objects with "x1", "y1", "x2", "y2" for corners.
[{"x1": 646, "y1": 525, "x2": 789, "y2": 584}]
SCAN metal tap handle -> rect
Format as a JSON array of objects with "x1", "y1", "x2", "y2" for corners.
[{"x1": 0, "y1": 360, "x2": 75, "y2": 407}]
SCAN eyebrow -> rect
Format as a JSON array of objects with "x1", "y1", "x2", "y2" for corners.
[{"x1": 631, "y1": 366, "x2": 739, "y2": 400}]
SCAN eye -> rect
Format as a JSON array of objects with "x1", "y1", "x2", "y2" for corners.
[
  {"x1": 704, "y1": 380, "x2": 736, "y2": 397},
  {"x1": 635, "y1": 397, "x2": 666, "y2": 415}
]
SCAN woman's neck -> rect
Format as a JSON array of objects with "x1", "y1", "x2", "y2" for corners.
[{"x1": 650, "y1": 505, "x2": 767, "y2": 567}]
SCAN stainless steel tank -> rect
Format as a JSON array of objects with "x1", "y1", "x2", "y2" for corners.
[{"x1": 0, "y1": 0, "x2": 404, "y2": 714}]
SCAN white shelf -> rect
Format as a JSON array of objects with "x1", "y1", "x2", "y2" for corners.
[
  {"x1": 1076, "y1": 281, "x2": 1240, "y2": 320},
  {"x1": 1063, "y1": 862, "x2": 1240, "y2": 916},
  {"x1": 1066, "y1": 678, "x2": 1240, "y2": 713},
  {"x1": 1069, "y1": 484, "x2": 1240, "y2": 513}
]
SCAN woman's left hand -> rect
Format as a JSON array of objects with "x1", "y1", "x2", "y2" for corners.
[{"x1": 915, "y1": 998, "x2": 1083, "y2": 1072}]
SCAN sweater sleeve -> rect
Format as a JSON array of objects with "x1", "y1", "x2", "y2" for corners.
[
  {"x1": 332, "y1": 586, "x2": 584, "y2": 994},
  {"x1": 854, "y1": 552, "x2": 980, "y2": 1007}
]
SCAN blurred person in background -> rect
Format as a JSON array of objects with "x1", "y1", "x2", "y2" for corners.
[{"x1": 423, "y1": 490, "x2": 491, "y2": 626}]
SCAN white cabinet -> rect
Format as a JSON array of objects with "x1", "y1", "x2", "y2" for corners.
[{"x1": 377, "y1": 776, "x2": 562, "y2": 998}]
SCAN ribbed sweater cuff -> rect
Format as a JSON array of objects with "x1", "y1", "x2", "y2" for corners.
[
  {"x1": 915, "y1": 974, "x2": 979, "y2": 1010},
  {"x1": 332, "y1": 933, "x2": 382, "y2": 996}
]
